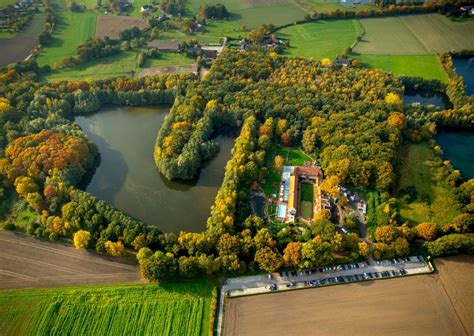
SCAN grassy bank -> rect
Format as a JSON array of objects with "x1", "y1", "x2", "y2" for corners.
[
  {"x1": 0, "y1": 281, "x2": 215, "y2": 336},
  {"x1": 396, "y1": 143, "x2": 462, "y2": 227}
]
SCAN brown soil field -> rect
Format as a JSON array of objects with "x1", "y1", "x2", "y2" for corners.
[
  {"x1": 96, "y1": 15, "x2": 148, "y2": 39},
  {"x1": 0, "y1": 36, "x2": 37, "y2": 66},
  {"x1": 435, "y1": 255, "x2": 474, "y2": 335},
  {"x1": 0, "y1": 231, "x2": 141, "y2": 289},
  {"x1": 224, "y1": 256, "x2": 473, "y2": 336}
]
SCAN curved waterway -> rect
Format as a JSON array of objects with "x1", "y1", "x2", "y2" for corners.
[
  {"x1": 76, "y1": 106, "x2": 234, "y2": 233},
  {"x1": 437, "y1": 130, "x2": 474, "y2": 180}
]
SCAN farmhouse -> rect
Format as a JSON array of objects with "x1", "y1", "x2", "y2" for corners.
[
  {"x1": 333, "y1": 57, "x2": 352, "y2": 67},
  {"x1": 276, "y1": 163, "x2": 330, "y2": 223},
  {"x1": 148, "y1": 40, "x2": 180, "y2": 52}
]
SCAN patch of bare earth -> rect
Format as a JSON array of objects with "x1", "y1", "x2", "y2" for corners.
[
  {"x1": 0, "y1": 37, "x2": 37, "y2": 66},
  {"x1": 224, "y1": 260, "x2": 472, "y2": 336},
  {"x1": 435, "y1": 255, "x2": 474, "y2": 335},
  {"x1": 96, "y1": 15, "x2": 148, "y2": 39}
]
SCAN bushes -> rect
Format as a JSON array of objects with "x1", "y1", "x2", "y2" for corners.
[{"x1": 425, "y1": 234, "x2": 474, "y2": 257}]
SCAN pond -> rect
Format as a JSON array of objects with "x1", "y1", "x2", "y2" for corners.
[
  {"x1": 436, "y1": 130, "x2": 474, "y2": 180},
  {"x1": 76, "y1": 106, "x2": 234, "y2": 233},
  {"x1": 403, "y1": 91, "x2": 449, "y2": 109},
  {"x1": 453, "y1": 57, "x2": 474, "y2": 96}
]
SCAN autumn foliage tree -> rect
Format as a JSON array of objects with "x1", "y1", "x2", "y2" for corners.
[
  {"x1": 414, "y1": 222, "x2": 437, "y2": 241},
  {"x1": 254, "y1": 246, "x2": 283, "y2": 273},
  {"x1": 73, "y1": 230, "x2": 91, "y2": 249}
]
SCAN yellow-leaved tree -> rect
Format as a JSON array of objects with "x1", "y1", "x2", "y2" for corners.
[{"x1": 73, "y1": 230, "x2": 91, "y2": 249}]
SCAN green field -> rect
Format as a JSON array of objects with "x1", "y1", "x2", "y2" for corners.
[
  {"x1": 0, "y1": 11, "x2": 46, "y2": 38},
  {"x1": 186, "y1": 0, "x2": 307, "y2": 30},
  {"x1": 278, "y1": 19, "x2": 362, "y2": 60},
  {"x1": 155, "y1": 30, "x2": 222, "y2": 45},
  {"x1": 354, "y1": 14, "x2": 474, "y2": 55},
  {"x1": 43, "y1": 51, "x2": 138, "y2": 81},
  {"x1": 0, "y1": 282, "x2": 215, "y2": 336},
  {"x1": 0, "y1": 0, "x2": 16, "y2": 9},
  {"x1": 36, "y1": 0, "x2": 97, "y2": 67},
  {"x1": 302, "y1": 0, "x2": 374, "y2": 13},
  {"x1": 300, "y1": 182, "x2": 313, "y2": 219},
  {"x1": 145, "y1": 53, "x2": 195, "y2": 67},
  {"x1": 396, "y1": 143, "x2": 462, "y2": 227},
  {"x1": 354, "y1": 54, "x2": 448, "y2": 82}
]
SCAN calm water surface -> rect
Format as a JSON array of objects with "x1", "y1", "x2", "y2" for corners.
[
  {"x1": 76, "y1": 106, "x2": 234, "y2": 233},
  {"x1": 453, "y1": 57, "x2": 474, "y2": 96},
  {"x1": 403, "y1": 91, "x2": 449, "y2": 109},
  {"x1": 437, "y1": 130, "x2": 474, "y2": 180}
]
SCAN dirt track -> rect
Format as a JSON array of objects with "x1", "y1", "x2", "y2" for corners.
[
  {"x1": 0, "y1": 231, "x2": 142, "y2": 289},
  {"x1": 224, "y1": 256, "x2": 473, "y2": 336}
]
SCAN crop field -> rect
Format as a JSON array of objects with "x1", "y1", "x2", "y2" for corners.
[
  {"x1": 96, "y1": 15, "x2": 148, "y2": 39},
  {"x1": 354, "y1": 14, "x2": 474, "y2": 55},
  {"x1": 154, "y1": 30, "x2": 222, "y2": 45},
  {"x1": 224, "y1": 257, "x2": 472, "y2": 336},
  {"x1": 355, "y1": 54, "x2": 448, "y2": 81},
  {"x1": 278, "y1": 20, "x2": 362, "y2": 60},
  {"x1": 36, "y1": 0, "x2": 97, "y2": 67},
  {"x1": 0, "y1": 282, "x2": 215, "y2": 336},
  {"x1": 396, "y1": 143, "x2": 462, "y2": 227}
]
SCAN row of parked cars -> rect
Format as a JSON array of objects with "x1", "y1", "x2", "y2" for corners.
[
  {"x1": 278, "y1": 261, "x2": 371, "y2": 278},
  {"x1": 375, "y1": 256, "x2": 424, "y2": 266},
  {"x1": 268, "y1": 268, "x2": 410, "y2": 291}
]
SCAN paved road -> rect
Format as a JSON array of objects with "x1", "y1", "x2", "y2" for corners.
[{"x1": 0, "y1": 231, "x2": 142, "y2": 289}]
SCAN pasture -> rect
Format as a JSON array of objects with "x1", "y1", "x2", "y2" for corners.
[
  {"x1": 186, "y1": 0, "x2": 307, "y2": 30},
  {"x1": 36, "y1": 0, "x2": 97, "y2": 67},
  {"x1": 301, "y1": 0, "x2": 374, "y2": 12},
  {"x1": 96, "y1": 15, "x2": 148, "y2": 39},
  {"x1": 42, "y1": 51, "x2": 138, "y2": 81},
  {"x1": 224, "y1": 256, "x2": 473, "y2": 336},
  {"x1": 354, "y1": 14, "x2": 474, "y2": 55},
  {"x1": 0, "y1": 282, "x2": 215, "y2": 336},
  {"x1": 355, "y1": 54, "x2": 448, "y2": 82},
  {"x1": 396, "y1": 143, "x2": 462, "y2": 227},
  {"x1": 278, "y1": 19, "x2": 362, "y2": 60}
]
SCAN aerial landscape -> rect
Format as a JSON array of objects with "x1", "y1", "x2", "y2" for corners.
[{"x1": 0, "y1": 0, "x2": 473, "y2": 334}]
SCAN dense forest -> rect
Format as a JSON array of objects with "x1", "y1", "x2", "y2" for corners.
[{"x1": 0, "y1": 50, "x2": 473, "y2": 281}]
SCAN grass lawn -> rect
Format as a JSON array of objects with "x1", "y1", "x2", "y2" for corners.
[
  {"x1": 0, "y1": 282, "x2": 215, "y2": 336},
  {"x1": 278, "y1": 19, "x2": 362, "y2": 60},
  {"x1": 354, "y1": 54, "x2": 449, "y2": 82},
  {"x1": 145, "y1": 53, "x2": 195, "y2": 67},
  {"x1": 300, "y1": 183, "x2": 313, "y2": 219},
  {"x1": 187, "y1": 0, "x2": 307, "y2": 31},
  {"x1": 155, "y1": 30, "x2": 222, "y2": 45},
  {"x1": 42, "y1": 51, "x2": 138, "y2": 81},
  {"x1": 0, "y1": 0, "x2": 16, "y2": 9},
  {"x1": 36, "y1": 0, "x2": 97, "y2": 67},
  {"x1": 354, "y1": 14, "x2": 474, "y2": 55},
  {"x1": 396, "y1": 143, "x2": 462, "y2": 227},
  {"x1": 301, "y1": 0, "x2": 374, "y2": 13},
  {"x1": 262, "y1": 144, "x2": 312, "y2": 197}
]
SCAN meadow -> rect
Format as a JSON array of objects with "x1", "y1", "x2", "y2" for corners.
[
  {"x1": 0, "y1": 282, "x2": 215, "y2": 336},
  {"x1": 396, "y1": 143, "x2": 462, "y2": 227},
  {"x1": 301, "y1": 0, "x2": 374, "y2": 13},
  {"x1": 354, "y1": 14, "x2": 474, "y2": 55},
  {"x1": 36, "y1": 0, "x2": 97, "y2": 67},
  {"x1": 354, "y1": 54, "x2": 448, "y2": 82},
  {"x1": 43, "y1": 51, "x2": 138, "y2": 81},
  {"x1": 278, "y1": 19, "x2": 362, "y2": 60},
  {"x1": 186, "y1": 0, "x2": 307, "y2": 30}
]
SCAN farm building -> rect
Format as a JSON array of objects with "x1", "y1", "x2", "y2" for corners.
[
  {"x1": 276, "y1": 164, "x2": 329, "y2": 223},
  {"x1": 148, "y1": 40, "x2": 180, "y2": 52}
]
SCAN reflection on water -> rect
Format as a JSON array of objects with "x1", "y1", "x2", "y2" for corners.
[
  {"x1": 403, "y1": 91, "x2": 449, "y2": 109},
  {"x1": 453, "y1": 57, "x2": 474, "y2": 96},
  {"x1": 76, "y1": 106, "x2": 234, "y2": 233},
  {"x1": 437, "y1": 130, "x2": 474, "y2": 180}
]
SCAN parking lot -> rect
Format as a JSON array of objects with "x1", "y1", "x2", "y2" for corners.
[{"x1": 226, "y1": 256, "x2": 432, "y2": 297}]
